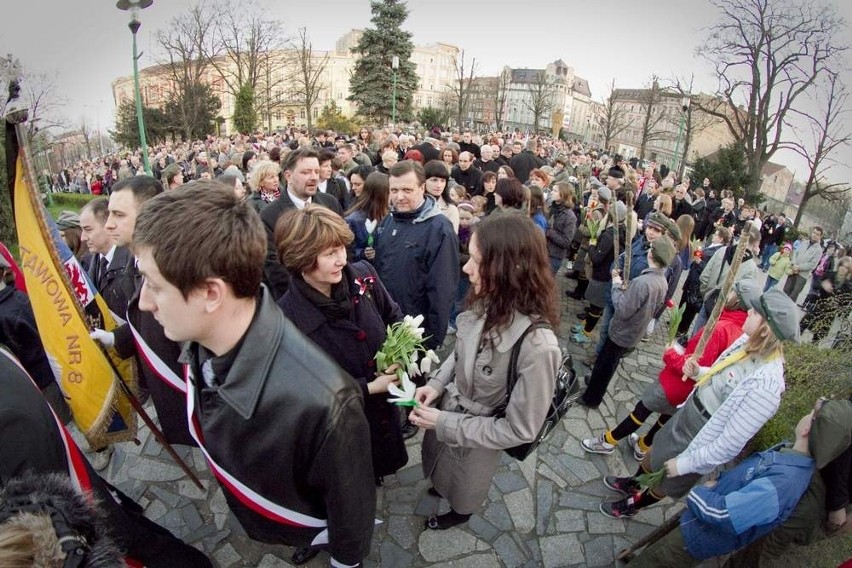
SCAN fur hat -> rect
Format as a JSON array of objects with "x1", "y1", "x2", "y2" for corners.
[
  {"x1": 650, "y1": 235, "x2": 677, "y2": 268},
  {"x1": 0, "y1": 472, "x2": 123, "y2": 567}
]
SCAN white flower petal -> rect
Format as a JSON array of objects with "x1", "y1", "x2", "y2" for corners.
[
  {"x1": 410, "y1": 351, "x2": 419, "y2": 363},
  {"x1": 420, "y1": 357, "x2": 433, "y2": 374},
  {"x1": 387, "y1": 383, "x2": 407, "y2": 399},
  {"x1": 425, "y1": 349, "x2": 440, "y2": 363},
  {"x1": 412, "y1": 314, "x2": 425, "y2": 327}
]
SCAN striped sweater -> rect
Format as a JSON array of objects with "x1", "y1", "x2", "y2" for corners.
[{"x1": 675, "y1": 343, "x2": 785, "y2": 476}]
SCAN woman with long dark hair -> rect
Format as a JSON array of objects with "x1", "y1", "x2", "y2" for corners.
[
  {"x1": 345, "y1": 171, "x2": 390, "y2": 262},
  {"x1": 409, "y1": 214, "x2": 561, "y2": 530}
]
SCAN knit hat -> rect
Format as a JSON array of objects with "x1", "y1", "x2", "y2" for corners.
[
  {"x1": 645, "y1": 211, "x2": 668, "y2": 232},
  {"x1": 650, "y1": 235, "x2": 677, "y2": 268},
  {"x1": 597, "y1": 186, "x2": 612, "y2": 203},
  {"x1": 733, "y1": 278, "x2": 761, "y2": 311},
  {"x1": 55, "y1": 211, "x2": 80, "y2": 230},
  {"x1": 746, "y1": 287, "x2": 802, "y2": 343}
]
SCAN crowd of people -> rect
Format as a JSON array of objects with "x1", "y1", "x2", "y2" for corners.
[{"x1": 2, "y1": 124, "x2": 850, "y2": 567}]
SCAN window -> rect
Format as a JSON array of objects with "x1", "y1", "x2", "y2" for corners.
[{"x1": 300, "y1": 109, "x2": 306, "y2": 119}]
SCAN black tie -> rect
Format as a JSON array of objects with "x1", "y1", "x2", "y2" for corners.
[{"x1": 96, "y1": 256, "x2": 109, "y2": 290}]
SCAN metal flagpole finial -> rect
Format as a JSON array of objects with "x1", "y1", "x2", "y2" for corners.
[{"x1": 3, "y1": 54, "x2": 28, "y2": 125}]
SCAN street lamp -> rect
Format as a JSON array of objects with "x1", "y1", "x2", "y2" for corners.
[
  {"x1": 672, "y1": 95, "x2": 691, "y2": 178},
  {"x1": 391, "y1": 56, "x2": 399, "y2": 126},
  {"x1": 117, "y1": 0, "x2": 153, "y2": 176}
]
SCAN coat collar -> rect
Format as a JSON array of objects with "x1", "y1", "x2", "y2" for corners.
[
  {"x1": 455, "y1": 310, "x2": 534, "y2": 354},
  {"x1": 182, "y1": 285, "x2": 282, "y2": 420}
]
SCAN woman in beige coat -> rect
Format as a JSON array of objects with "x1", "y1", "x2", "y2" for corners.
[{"x1": 409, "y1": 214, "x2": 562, "y2": 530}]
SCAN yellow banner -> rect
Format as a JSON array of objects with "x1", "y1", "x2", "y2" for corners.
[{"x1": 14, "y1": 158, "x2": 136, "y2": 448}]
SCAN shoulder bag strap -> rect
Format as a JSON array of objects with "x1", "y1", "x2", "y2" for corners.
[{"x1": 503, "y1": 321, "x2": 552, "y2": 410}]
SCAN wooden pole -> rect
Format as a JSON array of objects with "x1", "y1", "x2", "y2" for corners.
[
  {"x1": 616, "y1": 510, "x2": 682, "y2": 562},
  {"x1": 621, "y1": 191, "x2": 636, "y2": 289},
  {"x1": 682, "y1": 221, "x2": 753, "y2": 381}
]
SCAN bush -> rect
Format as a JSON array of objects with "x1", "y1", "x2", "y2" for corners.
[
  {"x1": 750, "y1": 341, "x2": 852, "y2": 451},
  {"x1": 50, "y1": 193, "x2": 99, "y2": 208}
]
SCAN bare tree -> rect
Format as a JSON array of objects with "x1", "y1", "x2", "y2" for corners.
[
  {"x1": 208, "y1": 0, "x2": 285, "y2": 93},
  {"x1": 637, "y1": 75, "x2": 670, "y2": 160},
  {"x1": 493, "y1": 68, "x2": 511, "y2": 131},
  {"x1": 447, "y1": 50, "x2": 478, "y2": 129},
  {"x1": 155, "y1": 2, "x2": 218, "y2": 139},
  {"x1": 599, "y1": 79, "x2": 633, "y2": 150},
  {"x1": 523, "y1": 71, "x2": 557, "y2": 133},
  {"x1": 289, "y1": 27, "x2": 329, "y2": 131},
  {"x1": 694, "y1": 0, "x2": 847, "y2": 200},
  {"x1": 78, "y1": 115, "x2": 93, "y2": 159},
  {"x1": 672, "y1": 75, "x2": 720, "y2": 177},
  {"x1": 256, "y1": 49, "x2": 294, "y2": 132},
  {"x1": 783, "y1": 72, "x2": 851, "y2": 227}
]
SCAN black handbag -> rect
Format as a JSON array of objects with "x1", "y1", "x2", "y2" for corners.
[{"x1": 493, "y1": 322, "x2": 580, "y2": 461}]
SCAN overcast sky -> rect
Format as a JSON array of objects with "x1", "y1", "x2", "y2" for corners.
[{"x1": 2, "y1": 0, "x2": 850, "y2": 182}]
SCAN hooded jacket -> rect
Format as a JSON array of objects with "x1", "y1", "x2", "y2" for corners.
[{"x1": 374, "y1": 196, "x2": 459, "y2": 350}]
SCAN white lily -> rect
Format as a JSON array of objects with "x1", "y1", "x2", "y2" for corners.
[
  {"x1": 410, "y1": 350, "x2": 419, "y2": 363},
  {"x1": 364, "y1": 218, "x2": 378, "y2": 234},
  {"x1": 407, "y1": 361, "x2": 420, "y2": 378},
  {"x1": 403, "y1": 314, "x2": 426, "y2": 339},
  {"x1": 419, "y1": 349, "x2": 440, "y2": 375},
  {"x1": 387, "y1": 372, "x2": 417, "y2": 406}
]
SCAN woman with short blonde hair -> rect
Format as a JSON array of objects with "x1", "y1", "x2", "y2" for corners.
[{"x1": 246, "y1": 160, "x2": 281, "y2": 212}]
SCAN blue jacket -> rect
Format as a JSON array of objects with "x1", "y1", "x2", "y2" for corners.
[
  {"x1": 681, "y1": 449, "x2": 814, "y2": 560},
  {"x1": 374, "y1": 196, "x2": 459, "y2": 350},
  {"x1": 345, "y1": 208, "x2": 372, "y2": 263}
]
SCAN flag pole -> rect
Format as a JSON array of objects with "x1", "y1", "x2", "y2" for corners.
[{"x1": 6, "y1": 66, "x2": 203, "y2": 490}]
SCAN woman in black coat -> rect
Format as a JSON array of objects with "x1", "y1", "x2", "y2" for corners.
[{"x1": 275, "y1": 205, "x2": 408, "y2": 484}]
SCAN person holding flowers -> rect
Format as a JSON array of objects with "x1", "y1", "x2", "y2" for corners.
[
  {"x1": 275, "y1": 205, "x2": 409, "y2": 490},
  {"x1": 344, "y1": 171, "x2": 388, "y2": 263},
  {"x1": 407, "y1": 214, "x2": 561, "y2": 531},
  {"x1": 581, "y1": 280, "x2": 757, "y2": 462},
  {"x1": 598, "y1": 287, "x2": 801, "y2": 519}
]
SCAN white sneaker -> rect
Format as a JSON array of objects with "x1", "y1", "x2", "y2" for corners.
[
  {"x1": 628, "y1": 433, "x2": 646, "y2": 461},
  {"x1": 89, "y1": 445, "x2": 114, "y2": 472},
  {"x1": 581, "y1": 434, "x2": 615, "y2": 455}
]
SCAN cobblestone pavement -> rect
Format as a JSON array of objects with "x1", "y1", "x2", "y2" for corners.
[{"x1": 96, "y1": 275, "x2": 730, "y2": 567}]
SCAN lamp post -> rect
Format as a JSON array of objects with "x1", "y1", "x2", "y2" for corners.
[
  {"x1": 117, "y1": 0, "x2": 153, "y2": 176},
  {"x1": 672, "y1": 95, "x2": 690, "y2": 178},
  {"x1": 391, "y1": 56, "x2": 399, "y2": 126}
]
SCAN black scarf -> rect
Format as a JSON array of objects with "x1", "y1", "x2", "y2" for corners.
[{"x1": 291, "y1": 272, "x2": 352, "y2": 321}]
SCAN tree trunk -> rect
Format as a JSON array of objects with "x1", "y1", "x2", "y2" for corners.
[{"x1": 746, "y1": 154, "x2": 764, "y2": 201}]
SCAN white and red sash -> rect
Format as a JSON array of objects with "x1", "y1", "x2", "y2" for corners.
[
  {"x1": 183, "y1": 365, "x2": 331, "y2": 544},
  {"x1": 128, "y1": 319, "x2": 186, "y2": 393}
]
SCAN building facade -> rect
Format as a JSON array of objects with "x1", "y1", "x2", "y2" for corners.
[{"x1": 112, "y1": 30, "x2": 459, "y2": 134}]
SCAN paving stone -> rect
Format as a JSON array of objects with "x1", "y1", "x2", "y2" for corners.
[
  {"x1": 468, "y1": 513, "x2": 500, "y2": 542},
  {"x1": 181, "y1": 502, "x2": 204, "y2": 532},
  {"x1": 482, "y1": 502, "x2": 514, "y2": 531},
  {"x1": 213, "y1": 543, "x2": 241, "y2": 567},
  {"x1": 201, "y1": 529, "x2": 230, "y2": 552},
  {"x1": 430, "y1": 552, "x2": 501, "y2": 568},
  {"x1": 386, "y1": 515, "x2": 416, "y2": 549},
  {"x1": 184, "y1": 522, "x2": 217, "y2": 544},
  {"x1": 588, "y1": 512, "x2": 626, "y2": 534},
  {"x1": 517, "y1": 450, "x2": 537, "y2": 489},
  {"x1": 380, "y1": 540, "x2": 413, "y2": 567},
  {"x1": 394, "y1": 464, "x2": 423, "y2": 485},
  {"x1": 129, "y1": 460, "x2": 184, "y2": 482},
  {"x1": 493, "y1": 532, "x2": 527, "y2": 567},
  {"x1": 147, "y1": 485, "x2": 180, "y2": 508},
  {"x1": 536, "y1": 462, "x2": 568, "y2": 489},
  {"x1": 554, "y1": 509, "x2": 585, "y2": 532},
  {"x1": 209, "y1": 487, "x2": 228, "y2": 515},
  {"x1": 257, "y1": 553, "x2": 293, "y2": 567},
  {"x1": 535, "y1": 480, "x2": 553, "y2": 536},
  {"x1": 539, "y1": 533, "x2": 583, "y2": 567},
  {"x1": 562, "y1": 418, "x2": 593, "y2": 441},
  {"x1": 384, "y1": 485, "x2": 421, "y2": 503},
  {"x1": 584, "y1": 535, "x2": 614, "y2": 566},
  {"x1": 178, "y1": 478, "x2": 210, "y2": 500},
  {"x1": 494, "y1": 471, "x2": 527, "y2": 493},
  {"x1": 418, "y1": 527, "x2": 485, "y2": 562},
  {"x1": 558, "y1": 454, "x2": 601, "y2": 484},
  {"x1": 504, "y1": 488, "x2": 535, "y2": 534},
  {"x1": 143, "y1": 499, "x2": 167, "y2": 522},
  {"x1": 414, "y1": 494, "x2": 439, "y2": 516},
  {"x1": 558, "y1": 490, "x2": 602, "y2": 511}
]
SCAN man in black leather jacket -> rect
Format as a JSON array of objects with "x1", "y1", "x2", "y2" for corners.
[{"x1": 133, "y1": 181, "x2": 376, "y2": 567}]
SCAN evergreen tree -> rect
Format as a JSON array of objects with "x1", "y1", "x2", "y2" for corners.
[
  {"x1": 690, "y1": 143, "x2": 755, "y2": 199},
  {"x1": 232, "y1": 82, "x2": 258, "y2": 134},
  {"x1": 348, "y1": 0, "x2": 418, "y2": 124},
  {"x1": 110, "y1": 100, "x2": 169, "y2": 149},
  {"x1": 164, "y1": 81, "x2": 221, "y2": 141}
]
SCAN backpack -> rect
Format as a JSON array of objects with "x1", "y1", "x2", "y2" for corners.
[{"x1": 493, "y1": 322, "x2": 580, "y2": 461}]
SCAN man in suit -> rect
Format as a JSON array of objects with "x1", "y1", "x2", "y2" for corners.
[
  {"x1": 79, "y1": 197, "x2": 134, "y2": 316},
  {"x1": 91, "y1": 176, "x2": 194, "y2": 446},
  {"x1": 260, "y1": 148, "x2": 343, "y2": 300}
]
